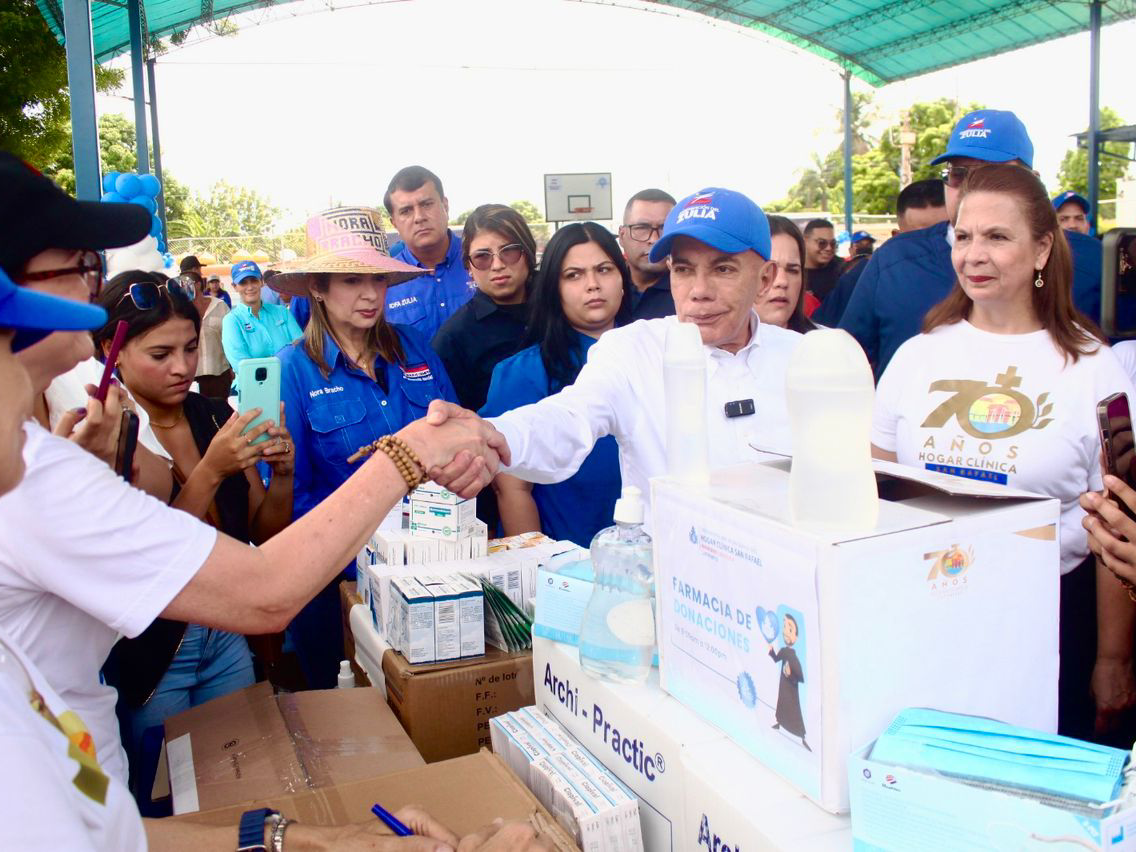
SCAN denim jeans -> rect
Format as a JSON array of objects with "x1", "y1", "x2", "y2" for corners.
[{"x1": 122, "y1": 625, "x2": 254, "y2": 786}]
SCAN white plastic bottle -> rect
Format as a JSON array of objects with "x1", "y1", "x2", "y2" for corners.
[
  {"x1": 337, "y1": 659, "x2": 355, "y2": 689},
  {"x1": 663, "y1": 321, "x2": 710, "y2": 482},
  {"x1": 785, "y1": 328, "x2": 879, "y2": 530},
  {"x1": 578, "y1": 487, "x2": 656, "y2": 684}
]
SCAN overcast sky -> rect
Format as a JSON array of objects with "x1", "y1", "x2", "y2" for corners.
[{"x1": 97, "y1": 0, "x2": 1136, "y2": 228}]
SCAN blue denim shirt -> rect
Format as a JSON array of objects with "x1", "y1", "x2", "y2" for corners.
[
  {"x1": 386, "y1": 231, "x2": 477, "y2": 340},
  {"x1": 279, "y1": 326, "x2": 457, "y2": 521}
]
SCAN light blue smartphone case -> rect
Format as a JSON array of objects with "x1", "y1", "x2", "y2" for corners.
[{"x1": 236, "y1": 357, "x2": 281, "y2": 445}]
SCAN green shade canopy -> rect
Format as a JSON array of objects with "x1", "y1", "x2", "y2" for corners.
[
  {"x1": 37, "y1": 0, "x2": 1136, "y2": 84},
  {"x1": 655, "y1": 0, "x2": 1136, "y2": 85}
]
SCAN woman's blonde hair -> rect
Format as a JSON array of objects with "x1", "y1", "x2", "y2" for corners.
[
  {"x1": 923, "y1": 163, "x2": 1104, "y2": 362},
  {"x1": 300, "y1": 273, "x2": 404, "y2": 378}
]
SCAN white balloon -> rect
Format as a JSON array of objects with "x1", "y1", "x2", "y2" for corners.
[{"x1": 104, "y1": 235, "x2": 169, "y2": 279}]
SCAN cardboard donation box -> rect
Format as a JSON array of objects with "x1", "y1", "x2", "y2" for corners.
[
  {"x1": 532, "y1": 637, "x2": 851, "y2": 851},
  {"x1": 383, "y1": 646, "x2": 535, "y2": 762},
  {"x1": 651, "y1": 459, "x2": 1061, "y2": 813},
  {"x1": 172, "y1": 750, "x2": 578, "y2": 850},
  {"x1": 165, "y1": 682, "x2": 423, "y2": 814}
]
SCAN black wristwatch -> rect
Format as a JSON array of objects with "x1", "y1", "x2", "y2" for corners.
[{"x1": 237, "y1": 807, "x2": 279, "y2": 851}]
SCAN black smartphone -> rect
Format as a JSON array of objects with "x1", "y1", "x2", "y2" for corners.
[
  {"x1": 115, "y1": 410, "x2": 140, "y2": 484},
  {"x1": 1097, "y1": 392, "x2": 1136, "y2": 521}
]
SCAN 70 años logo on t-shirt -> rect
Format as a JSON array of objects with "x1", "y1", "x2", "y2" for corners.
[{"x1": 920, "y1": 366, "x2": 1054, "y2": 439}]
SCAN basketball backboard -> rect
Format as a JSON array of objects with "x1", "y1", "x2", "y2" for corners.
[{"x1": 544, "y1": 173, "x2": 613, "y2": 222}]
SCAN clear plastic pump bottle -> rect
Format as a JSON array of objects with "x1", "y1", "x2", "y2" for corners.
[
  {"x1": 663, "y1": 322, "x2": 709, "y2": 483},
  {"x1": 578, "y1": 487, "x2": 656, "y2": 684},
  {"x1": 785, "y1": 328, "x2": 879, "y2": 530}
]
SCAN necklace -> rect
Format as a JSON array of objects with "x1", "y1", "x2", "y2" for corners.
[{"x1": 149, "y1": 408, "x2": 185, "y2": 429}]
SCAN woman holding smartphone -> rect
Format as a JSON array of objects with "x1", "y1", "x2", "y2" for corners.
[
  {"x1": 870, "y1": 164, "x2": 1136, "y2": 744},
  {"x1": 92, "y1": 271, "x2": 295, "y2": 793},
  {"x1": 480, "y1": 222, "x2": 632, "y2": 547},
  {"x1": 274, "y1": 206, "x2": 458, "y2": 688}
]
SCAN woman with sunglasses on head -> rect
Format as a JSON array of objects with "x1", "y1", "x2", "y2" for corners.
[
  {"x1": 0, "y1": 158, "x2": 524, "y2": 847},
  {"x1": 431, "y1": 204, "x2": 535, "y2": 412},
  {"x1": 757, "y1": 216, "x2": 818, "y2": 334},
  {"x1": 480, "y1": 222, "x2": 632, "y2": 547},
  {"x1": 274, "y1": 206, "x2": 459, "y2": 688},
  {"x1": 92, "y1": 271, "x2": 294, "y2": 792}
]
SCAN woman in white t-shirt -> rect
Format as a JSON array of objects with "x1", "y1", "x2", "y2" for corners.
[
  {"x1": 871, "y1": 164, "x2": 1136, "y2": 745},
  {"x1": 0, "y1": 155, "x2": 541, "y2": 850}
]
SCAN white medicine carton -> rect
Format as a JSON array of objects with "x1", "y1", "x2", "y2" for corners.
[
  {"x1": 651, "y1": 459, "x2": 1061, "y2": 813},
  {"x1": 392, "y1": 577, "x2": 435, "y2": 664}
]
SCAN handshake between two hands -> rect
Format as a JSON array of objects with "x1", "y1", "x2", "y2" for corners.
[{"x1": 397, "y1": 401, "x2": 514, "y2": 499}]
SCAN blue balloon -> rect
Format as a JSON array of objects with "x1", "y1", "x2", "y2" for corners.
[
  {"x1": 101, "y1": 172, "x2": 119, "y2": 193},
  {"x1": 149, "y1": 215, "x2": 163, "y2": 237},
  {"x1": 115, "y1": 173, "x2": 142, "y2": 199},
  {"x1": 101, "y1": 191, "x2": 125, "y2": 204},
  {"x1": 134, "y1": 196, "x2": 157, "y2": 214},
  {"x1": 138, "y1": 173, "x2": 161, "y2": 198},
  {"x1": 157, "y1": 240, "x2": 166, "y2": 253}
]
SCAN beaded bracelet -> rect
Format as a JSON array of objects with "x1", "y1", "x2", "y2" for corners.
[{"x1": 348, "y1": 434, "x2": 428, "y2": 492}]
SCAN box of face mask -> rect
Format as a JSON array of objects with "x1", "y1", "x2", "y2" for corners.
[
  {"x1": 650, "y1": 459, "x2": 1062, "y2": 813},
  {"x1": 849, "y1": 717, "x2": 1136, "y2": 851}
]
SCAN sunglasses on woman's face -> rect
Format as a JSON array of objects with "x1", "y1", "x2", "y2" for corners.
[
  {"x1": 21, "y1": 249, "x2": 104, "y2": 301},
  {"x1": 468, "y1": 244, "x2": 525, "y2": 271},
  {"x1": 116, "y1": 275, "x2": 196, "y2": 311}
]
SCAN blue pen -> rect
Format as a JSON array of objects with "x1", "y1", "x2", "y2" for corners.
[{"x1": 371, "y1": 803, "x2": 413, "y2": 837}]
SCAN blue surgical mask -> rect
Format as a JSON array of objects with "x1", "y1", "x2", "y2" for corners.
[{"x1": 871, "y1": 708, "x2": 1129, "y2": 804}]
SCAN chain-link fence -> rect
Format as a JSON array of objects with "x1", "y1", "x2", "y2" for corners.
[{"x1": 167, "y1": 232, "x2": 307, "y2": 265}]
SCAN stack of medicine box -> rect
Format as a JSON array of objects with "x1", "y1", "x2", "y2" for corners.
[
  {"x1": 491, "y1": 707, "x2": 643, "y2": 852},
  {"x1": 409, "y1": 482, "x2": 479, "y2": 541},
  {"x1": 388, "y1": 574, "x2": 485, "y2": 664}
]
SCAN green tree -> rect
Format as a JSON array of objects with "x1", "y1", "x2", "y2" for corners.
[
  {"x1": 509, "y1": 200, "x2": 543, "y2": 222},
  {"x1": 170, "y1": 181, "x2": 281, "y2": 238},
  {"x1": 0, "y1": 0, "x2": 123, "y2": 168},
  {"x1": 1056, "y1": 107, "x2": 1131, "y2": 202},
  {"x1": 40, "y1": 113, "x2": 191, "y2": 223},
  {"x1": 770, "y1": 97, "x2": 984, "y2": 215}
]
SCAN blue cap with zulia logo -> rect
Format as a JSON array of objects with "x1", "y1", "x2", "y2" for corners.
[
  {"x1": 1053, "y1": 191, "x2": 1090, "y2": 214},
  {"x1": 931, "y1": 109, "x2": 1034, "y2": 168},
  {"x1": 648, "y1": 188, "x2": 772, "y2": 263},
  {"x1": 231, "y1": 260, "x2": 262, "y2": 284}
]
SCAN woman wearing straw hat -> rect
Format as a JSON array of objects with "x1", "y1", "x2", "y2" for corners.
[{"x1": 269, "y1": 206, "x2": 459, "y2": 688}]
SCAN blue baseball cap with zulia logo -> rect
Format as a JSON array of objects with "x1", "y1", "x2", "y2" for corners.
[
  {"x1": 931, "y1": 109, "x2": 1034, "y2": 168},
  {"x1": 231, "y1": 260, "x2": 263, "y2": 284},
  {"x1": 1052, "y1": 191, "x2": 1090, "y2": 214},
  {"x1": 649, "y1": 187, "x2": 772, "y2": 263}
]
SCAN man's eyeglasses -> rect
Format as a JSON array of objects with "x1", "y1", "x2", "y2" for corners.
[
  {"x1": 940, "y1": 165, "x2": 972, "y2": 189},
  {"x1": 622, "y1": 224, "x2": 665, "y2": 243},
  {"x1": 812, "y1": 239, "x2": 837, "y2": 250},
  {"x1": 21, "y1": 249, "x2": 104, "y2": 301},
  {"x1": 468, "y1": 244, "x2": 525, "y2": 271},
  {"x1": 116, "y1": 275, "x2": 196, "y2": 311}
]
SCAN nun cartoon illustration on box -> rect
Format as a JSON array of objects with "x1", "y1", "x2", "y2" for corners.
[{"x1": 767, "y1": 612, "x2": 809, "y2": 751}]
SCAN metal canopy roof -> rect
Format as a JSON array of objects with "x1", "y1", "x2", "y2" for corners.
[
  {"x1": 654, "y1": 0, "x2": 1136, "y2": 85},
  {"x1": 36, "y1": 0, "x2": 1136, "y2": 84}
]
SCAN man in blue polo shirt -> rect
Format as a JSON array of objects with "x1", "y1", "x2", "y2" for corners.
[
  {"x1": 839, "y1": 109, "x2": 1104, "y2": 379},
  {"x1": 382, "y1": 166, "x2": 475, "y2": 340}
]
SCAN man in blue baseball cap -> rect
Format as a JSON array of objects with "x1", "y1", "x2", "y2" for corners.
[
  {"x1": 487, "y1": 187, "x2": 802, "y2": 515},
  {"x1": 221, "y1": 259, "x2": 302, "y2": 388},
  {"x1": 1054, "y1": 191, "x2": 1091, "y2": 235},
  {"x1": 839, "y1": 109, "x2": 1103, "y2": 378}
]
